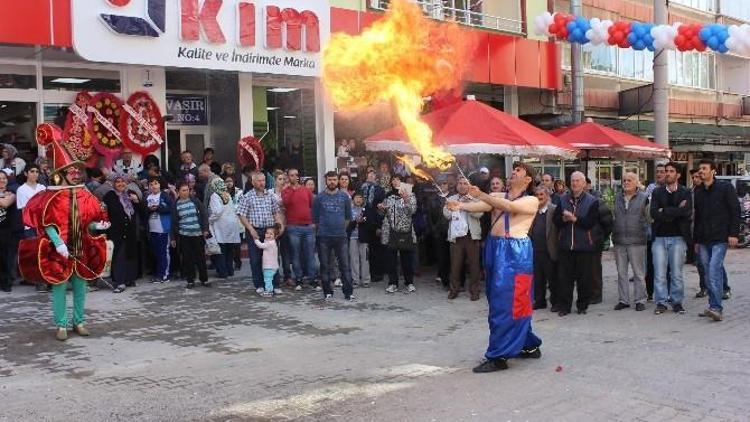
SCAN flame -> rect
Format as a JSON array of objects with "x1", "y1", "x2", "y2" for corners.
[
  {"x1": 395, "y1": 154, "x2": 433, "y2": 182},
  {"x1": 322, "y1": 0, "x2": 474, "y2": 170}
]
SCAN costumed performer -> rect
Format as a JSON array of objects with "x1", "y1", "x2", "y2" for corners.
[
  {"x1": 447, "y1": 162, "x2": 542, "y2": 373},
  {"x1": 19, "y1": 123, "x2": 110, "y2": 341}
]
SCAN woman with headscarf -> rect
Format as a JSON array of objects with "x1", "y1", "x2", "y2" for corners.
[
  {"x1": 0, "y1": 144, "x2": 26, "y2": 180},
  {"x1": 208, "y1": 177, "x2": 241, "y2": 279},
  {"x1": 103, "y1": 173, "x2": 140, "y2": 293},
  {"x1": 225, "y1": 175, "x2": 245, "y2": 271}
]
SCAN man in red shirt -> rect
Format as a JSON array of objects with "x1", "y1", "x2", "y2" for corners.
[{"x1": 281, "y1": 168, "x2": 318, "y2": 290}]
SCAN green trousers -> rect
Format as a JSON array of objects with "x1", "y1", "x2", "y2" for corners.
[{"x1": 51, "y1": 275, "x2": 87, "y2": 328}]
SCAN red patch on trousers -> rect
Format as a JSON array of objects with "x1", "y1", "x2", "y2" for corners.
[{"x1": 512, "y1": 273, "x2": 533, "y2": 319}]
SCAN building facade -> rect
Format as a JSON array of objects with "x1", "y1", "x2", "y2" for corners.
[{"x1": 0, "y1": 0, "x2": 560, "y2": 182}]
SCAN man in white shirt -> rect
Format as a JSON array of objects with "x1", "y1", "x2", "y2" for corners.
[
  {"x1": 113, "y1": 149, "x2": 143, "y2": 175},
  {"x1": 15, "y1": 163, "x2": 47, "y2": 291}
]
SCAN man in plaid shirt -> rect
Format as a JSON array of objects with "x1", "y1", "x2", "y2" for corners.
[{"x1": 238, "y1": 172, "x2": 285, "y2": 294}]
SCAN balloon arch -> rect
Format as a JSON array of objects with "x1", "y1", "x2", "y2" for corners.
[{"x1": 534, "y1": 12, "x2": 750, "y2": 55}]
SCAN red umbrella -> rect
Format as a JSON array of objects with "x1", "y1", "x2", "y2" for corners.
[
  {"x1": 549, "y1": 120, "x2": 670, "y2": 159},
  {"x1": 364, "y1": 97, "x2": 578, "y2": 159}
]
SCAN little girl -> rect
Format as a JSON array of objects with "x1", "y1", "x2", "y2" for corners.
[{"x1": 253, "y1": 227, "x2": 279, "y2": 297}]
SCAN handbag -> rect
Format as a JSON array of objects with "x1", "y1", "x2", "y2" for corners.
[
  {"x1": 205, "y1": 234, "x2": 221, "y2": 255},
  {"x1": 387, "y1": 200, "x2": 415, "y2": 251}
]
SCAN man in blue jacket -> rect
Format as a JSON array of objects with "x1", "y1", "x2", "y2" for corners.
[
  {"x1": 553, "y1": 171, "x2": 601, "y2": 316},
  {"x1": 313, "y1": 171, "x2": 354, "y2": 301}
]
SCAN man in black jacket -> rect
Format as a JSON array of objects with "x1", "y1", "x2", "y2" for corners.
[
  {"x1": 650, "y1": 162, "x2": 691, "y2": 315},
  {"x1": 694, "y1": 159, "x2": 741, "y2": 322},
  {"x1": 553, "y1": 171, "x2": 600, "y2": 316}
]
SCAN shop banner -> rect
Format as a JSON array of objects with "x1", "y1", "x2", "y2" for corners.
[
  {"x1": 72, "y1": 0, "x2": 330, "y2": 77},
  {"x1": 166, "y1": 95, "x2": 208, "y2": 125}
]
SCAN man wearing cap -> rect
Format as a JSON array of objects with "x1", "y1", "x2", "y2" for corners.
[{"x1": 19, "y1": 124, "x2": 110, "y2": 341}]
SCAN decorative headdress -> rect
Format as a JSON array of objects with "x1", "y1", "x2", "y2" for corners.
[{"x1": 36, "y1": 123, "x2": 86, "y2": 176}]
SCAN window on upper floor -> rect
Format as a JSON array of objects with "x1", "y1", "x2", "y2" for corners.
[
  {"x1": 668, "y1": 50, "x2": 716, "y2": 89},
  {"x1": 671, "y1": 0, "x2": 716, "y2": 13},
  {"x1": 369, "y1": 0, "x2": 522, "y2": 33},
  {"x1": 720, "y1": 0, "x2": 750, "y2": 21},
  {"x1": 562, "y1": 43, "x2": 653, "y2": 81}
]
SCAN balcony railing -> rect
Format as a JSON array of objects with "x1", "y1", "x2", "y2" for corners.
[{"x1": 369, "y1": 0, "x2": 524, "y2": 34}]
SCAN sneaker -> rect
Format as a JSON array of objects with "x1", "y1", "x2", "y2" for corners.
[
  {"x1": 672, "y1": 304, "x2": 686, "y2": 314},
  {"x1": 723, "y1": 290, "x2": 731, "y2": 300},
  {"x1": 315, "y1": 286, "x2": 323, "y2": 292},
  {"x1": 36, "y1": 284, "x2": 48, "y2": 293},
  {"x1": 255, "y1": 287, "x2": 264, "y2": 295},
  {"x1": 519, "y1": 347, "x2": 542, "y2": 359},
  {"x1": 613, "y1": 302, "x2": 630, "y2": 311},
  {"x1": 654, "y1": 304, "x2": 667, "y2": 315},
  {"x1": 385, "y1": 285, "x2": 398, "y2": 294},
  {"x1": 647, "y1": 295, "x2": 653, "y2": 302},
  {"x1": 149, "y1": 278, "x2": 161, "y2": 284},
  {"x1": 334, "y1": 278, "x2": 342, "y2": 287},
  {"x1": 55, "y1": 328, "x2": 68, "y2": 342},
  {"x1": 324, "y1": 293, "x2": 333, "y2": 301},
  {"x1": 294, "y1": 284, "x2": 303, "y2": 291},
  {"x1": 472, "y1": 358, "x2": 508, "y2": 373},
  {"x1": 261, "y1": 290, "x2": 273, "y2": 298},
  {"x1": 361, "y1": 282, "x2": 371, "y2": 288},
  {"x1": 635, "y1": 303, "x2": 646, "y2": 312},
  {"x1": 161, "y1": 278, "x2": 170, "y2": 283},
  {"x1": 346, "y1": 295, "x2": 356, "y2": 302},
  {"x1": 705, "y1": 308, "x2": 723, "y2": 321},
  {"x1": 73, "y1": 324, "x2": 90, "y2": 336},
  {"x1": 695, "y1": 289, "x2": 707, "y2": 298},
  {"x1": 406, "y1": 284, "x2": 416, "y2": 293},
  {"x1": 273, "y1": 288, "x2": 283, "y2": 295},
  {"x1": 186, "y1": 282, "x2": 196, "y2": 289}
]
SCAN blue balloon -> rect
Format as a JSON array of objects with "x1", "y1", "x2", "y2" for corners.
[
  {"x1": 567, "y1": 21, "x2": 577, "y2": 32},
  {"x1": 627, "y1": 32, "x2": 638, "y2": 44},
  {"x1": 699, "y1": 27, "x2": 712, "y2": 41},
  {"x1": 634, "y1": 40, "x2": 646, "y2": 50},
  {"x1": 708, "y1": 37, "x2": 720, "y2": 50},
  {"x1": 718, "y1": 44, "x2": 729, "y2": 53},
  {"x1": 718, "y1": 31, "x2": 729, "y2": 43},
  {"x1": 647, "y1": 44, "x2": 656, "y2": 52}
]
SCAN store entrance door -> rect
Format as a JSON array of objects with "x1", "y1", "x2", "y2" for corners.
[{"x1": 166, "y1": 128, "x2": 208, "y2": 173}]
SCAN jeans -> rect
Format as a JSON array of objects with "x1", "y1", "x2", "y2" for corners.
[
  {"x1": 318, "y1": 236, "x2": 353, "y2": 298},
  {"x1": 248, "y1": 227, "x2": 277, "y2": 289},
  {"x1": 263, "y1": 268, "x2": 277, "y2": 292},
  {"x1": 149, "y1": 232, "x2": 171, "y2": 280},
  {"x1": 287, "y1": 225, "x2": 318, "y2": 283},
  {"x1": 651, "y1": 236, "x2": 686, "y2": 307},
  {"x1": 698, "y1": 242, "x2": 728, "y2": 312},
  {"x1": 349, "y1": 238, "x2": 370, "y2": 285},
  {"x1": 697, "y1": 259, "x2": 730, "y2": 292}
]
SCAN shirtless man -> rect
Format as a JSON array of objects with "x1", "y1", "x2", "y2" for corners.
[{"x1": 448, "y1": 162, "x2": 542, "y2": 373}]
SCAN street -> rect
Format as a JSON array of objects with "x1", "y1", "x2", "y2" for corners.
[{"x1": 1, "y1": 250, "x2": 748, "y2": 422}]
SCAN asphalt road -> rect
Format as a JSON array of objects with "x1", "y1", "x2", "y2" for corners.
[{"x1": 1, "y1": 250, "x2": 748, "y2": 421}]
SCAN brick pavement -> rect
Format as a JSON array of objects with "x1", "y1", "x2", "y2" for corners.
[{"x1": 0, "y1": 250, "x2": 748, "y2": 421}]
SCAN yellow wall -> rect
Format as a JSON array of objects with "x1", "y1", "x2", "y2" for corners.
[{"x1": 525, "y1": 0, "x2": 550, "y2": 41}]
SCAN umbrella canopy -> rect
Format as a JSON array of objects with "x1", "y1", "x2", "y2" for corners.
[
  {"x1": 549, "y1": 121, "x2": 670, "y2": 159},
  {"x1": 364, "y1": 98, "x2": 578, "y2": 159}
]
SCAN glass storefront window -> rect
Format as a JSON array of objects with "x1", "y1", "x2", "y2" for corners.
[
  {"x1": 0, "y1": 64, "x2": 36, "y2": 89},
  {"x1": 0, "y1": 101, "x2": 37, "y2": 160}
]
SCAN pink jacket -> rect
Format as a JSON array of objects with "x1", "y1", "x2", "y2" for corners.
[{"x1": 253, "y1": 239, "x2": 279, "y2": 270}]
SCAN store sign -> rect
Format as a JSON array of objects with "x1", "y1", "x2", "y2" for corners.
[
  {"x1": 72, "y1": 0, "x2": 330, "y2": 77},
  {"x1": 166, "y1": 95, "x2": 208, "y2": 125}
]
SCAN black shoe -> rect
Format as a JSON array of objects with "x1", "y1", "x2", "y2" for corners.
[
  {"x1": 519, "y1": 348, "x2": 541, "y2": 359},
  {"x1": 186, "y1": 282, "x2": 196, "y2": 289},
  {"x1": 647, "y1": 295, "x2": 653, "y2": 302},
  {"x1": 654, "y1": 304, "x2": 667, "y2": 314},
  {"x1": 613, "y1": 302, "x2": 630, "y2": 310},
  {"x1": 695, "y1": 289, "x2": 707, "y2": 298},
  {"x1": 533, "y1": 303, "x2": 547, "y2": 310},
  {"x1": 35, "y1": 284, "x2": 47, "y2": 293},
  {"x1": 589, "y1": 298, "x2": 602, "y2": 305},
  {"x1": 201, "y1": 281, "x2": 212, "y2": 287},
  {"x1": 1, "y1": 286, "x2": 11, "y2": 293},
  {"x1": 577, "y1": 308, "x2": 587, "y2": 315},
  {"x1": 635, "y1": 303, "x2": 646, "y2": 311},
  {"x1": 472, "y1": 358, "x2": 508, "y2": 373},
  {"x1": 550, "y1": 305, "x2": 560, "y2": 313},
  {"x1": 722, "y1": 290, "x2": 731, "y2": 300},
  {"x1": 558, "y1": 310, "x2": 570, "y2": 317}
]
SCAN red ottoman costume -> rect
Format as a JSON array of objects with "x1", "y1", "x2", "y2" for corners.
[{"x1": 19, "y1": 123, "x2": 109, "y2": 341}]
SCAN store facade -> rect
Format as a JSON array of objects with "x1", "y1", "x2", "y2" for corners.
[{"x1": 0, "y1": 0, "x2": 561, "y2": 182}]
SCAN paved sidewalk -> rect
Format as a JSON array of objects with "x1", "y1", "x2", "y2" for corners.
[{"x1": 1, "y1": 250, "x2": 748, "y2": 421}]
